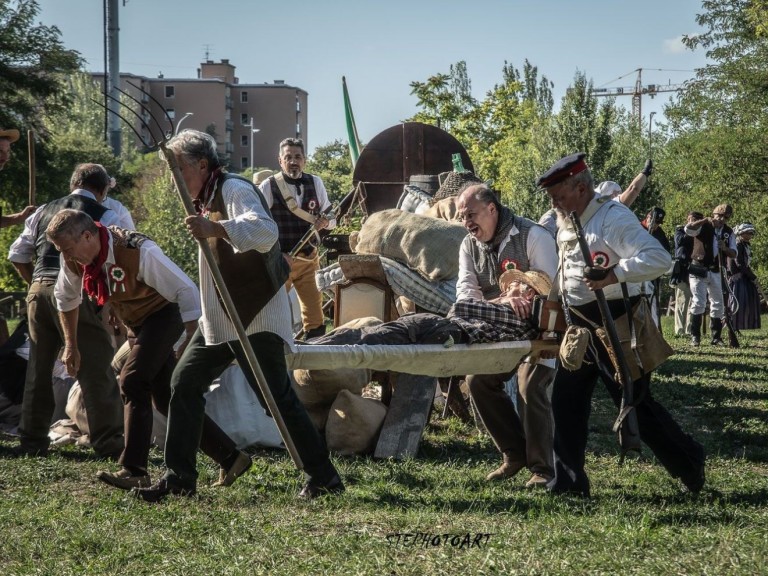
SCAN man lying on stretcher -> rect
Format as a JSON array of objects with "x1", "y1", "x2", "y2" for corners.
[{"x1": 307, "y1": 270, "x2": 552, "y2": 347}]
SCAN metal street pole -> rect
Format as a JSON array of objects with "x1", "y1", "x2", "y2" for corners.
[
  {"x1": 175, "y1": 112, "x2": 194, "y2": 135},
  {"x1": 249, "y1": 117, "x2": 260, "y2": 168}
]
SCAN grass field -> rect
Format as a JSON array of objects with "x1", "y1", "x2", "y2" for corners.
[{"x1": 1, "y1": 316, "x2": 767, "y2": 575}]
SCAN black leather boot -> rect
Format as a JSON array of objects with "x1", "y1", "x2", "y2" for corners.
[
  {"x1": 690, "y1": 314, "x2": 703, "y2": 347},
  {"x1": 710, "y1": 317, "x2": 724, "y2": 345}
]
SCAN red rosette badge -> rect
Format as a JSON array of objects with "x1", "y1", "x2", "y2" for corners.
[
  {"x1": 109, "y1": 265, "x2": 127, "y2": 294},
  {"x1": 591, "y1": 251, "x2": 610, "y2": 267},
  {"x1": 500, "y1": 258, "x2": 519, "y2": 272}
]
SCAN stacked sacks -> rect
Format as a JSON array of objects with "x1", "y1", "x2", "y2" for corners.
[
  {"x1": 292, "y1": 317, "x2": 388, "y2": 454},
  {"x1": 354, "y1": 209, "x2": 467, "y2": 282}
]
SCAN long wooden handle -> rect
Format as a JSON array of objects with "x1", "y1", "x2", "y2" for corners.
[
  {"x1": 160, "y1": 145, "x2": 303, "y2": 470},
  {"x1": 27, "y1": 130, "x2": 35, "y2": 206}
]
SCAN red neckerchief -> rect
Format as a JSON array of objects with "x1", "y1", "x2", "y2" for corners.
[
  {"x1": 193, "y1": 167, "x2": 222, "y2": 215},
  {"x1": 81, "y1": 223, "x2": 111, "y2": 306}
]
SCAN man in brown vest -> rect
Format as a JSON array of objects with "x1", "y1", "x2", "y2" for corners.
[
  {"x1": 133, "y1": 129, "x2": 343, "y2": 502},
  {"x1": 47, "y1": 209, "x2": 251, "y2": 491}
]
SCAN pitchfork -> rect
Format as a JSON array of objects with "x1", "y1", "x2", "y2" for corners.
[{"x1": 95, "y1": 84, "x2": 304, "y2": 470}]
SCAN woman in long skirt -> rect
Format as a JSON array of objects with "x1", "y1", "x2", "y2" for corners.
[{"x1": 728, "y1": 223, "x2": 761, "y2": 330}]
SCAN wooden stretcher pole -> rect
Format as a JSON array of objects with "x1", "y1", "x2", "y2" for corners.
[
  {"x1": 27, "y1": 130, "x2": 35, "y2": 206},
  {"x1": 160, "y1": 144, "x2": 303, "y2": 470}
]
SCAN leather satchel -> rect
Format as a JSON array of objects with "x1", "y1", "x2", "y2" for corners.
[{"x1": 595, "y1": 298, "x2": 673, "y2": 382}]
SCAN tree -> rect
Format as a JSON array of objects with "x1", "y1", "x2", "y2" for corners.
[
  {"x1": 663, "y1": 0, "x2": 768, "y2": 283},
  {"x1": 409, "y1": 61, "x2": 477, "y2": 132},
  {"x1": 306, "y1": 139, "x2": 354, "y2": 206},
  {"x1": 0, "y1": 0, "x2": 82, "y2": 133}
]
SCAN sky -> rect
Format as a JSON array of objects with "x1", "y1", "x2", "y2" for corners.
[{"x1": 35, "y1": 0, "x2": 708, "y2": 155}]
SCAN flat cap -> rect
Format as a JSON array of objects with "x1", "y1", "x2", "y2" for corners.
[
  {"x1": 0, "y1": 128, "x2": 20, "y2": 143},
  {"x1": 536, "y1": 152, "x2": 588, "y2": 189}
]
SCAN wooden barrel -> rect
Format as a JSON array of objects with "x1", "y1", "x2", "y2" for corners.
[{"x1": 408, "y1": 175, "x2": 439, "y2": 196}]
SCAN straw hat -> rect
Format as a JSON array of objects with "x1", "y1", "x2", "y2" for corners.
[
  {"x1": 0, "y1": 128, "x2": 20, "y2": 143},
  {"x1": 499, "y1": 269, "x2": 552, "y2": 296},
  {"x1": 253, "y1": 169, "x2": 273, "y2": 186}
]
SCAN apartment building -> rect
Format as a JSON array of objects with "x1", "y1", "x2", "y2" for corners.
[{"x1": 93, "y1": 59, "x2": 308, "y2": 170}]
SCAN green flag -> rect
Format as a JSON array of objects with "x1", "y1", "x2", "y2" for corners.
[{"x1": 343, "y1": 76, "x2": 361, "y2": 167}]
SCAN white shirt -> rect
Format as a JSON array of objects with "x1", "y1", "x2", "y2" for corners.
[
  {"x1": 102, "y1": 196, "x2": 136, "y2": 230},
  {"x1": 8, "y1": 190, "x2": 120, "y2": 264},
  {"x1": 456, "y1": 222, "x2": 558, "y2": 301},
  {"x1": 259, "y1": 173, "x2": 336, "y2": 229},
  {"x1": 558, "y1": 195, "x2": 671, "y2": 305},
  {"x1": 54, "y1": 234, "x2": 201, "y2": 324},
  {"x1": 200, "y1": 176, "x2": 293, "y2": 345}
]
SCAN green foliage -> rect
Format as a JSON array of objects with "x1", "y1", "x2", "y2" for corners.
[
  {"x1": 0, "y1": 0, "x2": 83, "y2": 133},
  {"x1": 128, "y1": 155, "x2": 199, "y2": 281},
  {"x1": 305, "y1": 139, "x2": 354, "y2": 206}
]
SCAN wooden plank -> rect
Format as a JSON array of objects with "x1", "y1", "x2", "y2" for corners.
[{"x1": 374, "y1": 373, "x2": 436, "y2": 460}]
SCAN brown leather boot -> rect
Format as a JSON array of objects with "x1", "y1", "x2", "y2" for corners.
[{"x1": 485, "y1": 452, "x2": 526, "y2": 481}]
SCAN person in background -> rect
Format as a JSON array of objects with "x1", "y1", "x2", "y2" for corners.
[
  {"x1": 538, "y1": 152, "x2": 704, "y2": 497},
  {"x1": 670, "y1": 212, "x2": 700, "y2": 337},
  {"x1": 0, "y1": 128, "x2": 36, "y2": 227},
  {"x1": 8, "y1": 163, "x2": 124, "y2": 458},
  {"x1": 456, "y1": 184, "x2": 558, "y2": 489},
  {"x1": 259, "y1": 138, "x2": 334, "y2": 339},
  {"x1": 728, "y1": 223, "x2": 761, "y2": 331},
  {"x1": 685, "y1": 204, "x2": 737, "y2": 346},
  {"x1": 133, "y1": 130, "x2": 343, "y2": 502}
]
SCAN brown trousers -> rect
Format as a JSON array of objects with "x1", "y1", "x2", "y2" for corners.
[
  {"x1": 467, "y1": 362, "x2": 555, "y2": 478},
  {"x1": 118, "y1": 303, "x2": 236, "y2": 471},
  {"x1": 286, "y1": 250, "x2": 324, "y2": 332}
]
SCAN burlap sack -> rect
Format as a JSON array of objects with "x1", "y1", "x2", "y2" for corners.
[
  {"x1": 65, "y1": 382, "x2": 89, "y2": 436},
  {"x1": 325, "y1": 389, "x2": 388, "y2": 455},
  {"x1": 355, "y1": 209, "x2": 467, "y2": 282},
  {"x1": 425, "y1": 197, "x2": 460, "y2": 222},
  {"x1": 292, "y1": 318, "x2": 379, "y2": 410}
]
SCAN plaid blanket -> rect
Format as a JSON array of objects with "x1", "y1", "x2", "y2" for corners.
[{"x1": 448, "y1": 298, "x2": 539, "y2": 343}]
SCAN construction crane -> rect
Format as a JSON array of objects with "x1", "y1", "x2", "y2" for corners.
[{"x1": 591, "y1": 68, "x2": 689, "y2": 125}]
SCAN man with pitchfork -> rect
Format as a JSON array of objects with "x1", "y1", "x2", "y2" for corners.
[{"x1": 133, "y1": 130, "x2": 343, "y2": 502}]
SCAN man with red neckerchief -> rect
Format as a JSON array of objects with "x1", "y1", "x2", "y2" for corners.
[{"x1": 47, "y1": 209, "x2": 251, "y2": 491}]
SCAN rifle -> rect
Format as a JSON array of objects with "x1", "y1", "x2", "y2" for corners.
[
  {"x1": 569, "y1": 211, "x2": 642, "y2": 459},
  {"x1": 719, "y1": 247, "x2": 740, "y2": 348},
  {"x1": 289, "y1": 203, "x2": 338, "y2": 259}
]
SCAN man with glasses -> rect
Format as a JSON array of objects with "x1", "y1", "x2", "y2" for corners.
[
  {"x1": 684, "y1": 204, "x2": 737, "y2": 346},
  {"x1": 259, "y1": 138, "x2": 334, "y2": 339},
  {"x1": 455, "y1": 184, "x2": 558, "y2": 489}
]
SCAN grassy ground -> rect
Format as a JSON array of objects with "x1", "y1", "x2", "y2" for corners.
[{"x1": 1, "y1": 316, "x2": 767, "y2": 575}]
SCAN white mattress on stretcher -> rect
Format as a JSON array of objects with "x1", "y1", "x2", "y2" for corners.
[{"x1": 286, "y1": 339, "x2": 558, "y2": 377}]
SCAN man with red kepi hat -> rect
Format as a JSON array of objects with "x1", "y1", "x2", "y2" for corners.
[
  {"x1": 0, "y1": 128, "x2": 36, "y2": 227},
  {"x1": 46, "y1": 208, "x2": 253, "y2": 491},
  {"x1": 538, "y1": 152, "x2": 705, "y2": 497}
]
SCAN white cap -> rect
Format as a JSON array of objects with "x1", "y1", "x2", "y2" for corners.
[{"x1": 596, "y1": 181, "x2": 622, "y2": 198}]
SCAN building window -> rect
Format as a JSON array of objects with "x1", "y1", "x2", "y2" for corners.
[
  {"x1": 241, "y1": 157, "x2": 248, "y2": 169},
  {"x1": 241, "y1": 113, "x2": 249, "y2": 125},
  {"x1": 165, "y1": 85, "x2": 175, "y2": 98},
  {"x1": 296, "y1": 123, "x2": 301, "y2": 135},
  {"x1": 241, "y1": 135, "x2": 248, "y2": 147},
  {"x1": 296, "y1": 100, "x2": 301, "y2": 112},
  {"x1": 166, "y1": 109, "x2": 176, "y2": 120},
  {"x1": 241, "y1": 91, "x2": 248, "y2": 103}
]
